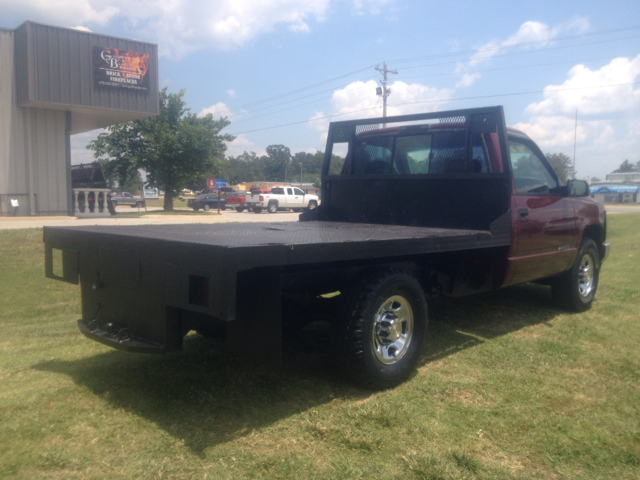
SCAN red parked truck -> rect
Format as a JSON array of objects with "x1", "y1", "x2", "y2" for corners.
[
  {"x1": 43, "y1": 106, "x2": 609, "y2": 388},
  {"x1": 225, "y1": 190, "x2": 250, "y2": 212}
]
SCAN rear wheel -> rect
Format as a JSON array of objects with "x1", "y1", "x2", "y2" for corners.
[
  {"x1": 268, "y1": 203, "x2": 278, "y2": 214},
  {"x1": 552, "y1": 238, "x2": 600, "y2": 312},
  {"x1": 253, "y1": 207, "x2": 263, "y2": 213},
  {"x1": 203, "y1": 204, "x2": 211, "y2": 211},
  {"x1": 193, "y1": 207, "x2": 199, "y2": 211},
  {"x1": 336, "y1": 269, "x2": 427, "y2": 388}
]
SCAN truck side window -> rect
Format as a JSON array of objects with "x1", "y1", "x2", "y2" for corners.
[
  {"x1": 509, "y1": 140, "x2": 558, "y2": 194},
  {"x1": 287, "y1": 188, "x2": 293, "y2": 195},
  {"x1": 294, "y1": 188, "x2": 305, "y2": 195},
  {"x1": 471, "y1": 134, "x2": 490, "y2": 173}
]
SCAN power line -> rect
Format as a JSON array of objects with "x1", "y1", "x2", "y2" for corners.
[
  {"x1": 386, "y1": 24, "x2": 640, "y2": 67},
  {"x1": 227, "y1": 82, "x2": 639, "y2": 135},
  {"x1": 209, "y1": 25, "x2": 640, "y2": 119}
]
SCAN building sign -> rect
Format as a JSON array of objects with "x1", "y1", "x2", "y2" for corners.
[
  {"x1": 93, "y1": 46, "x2": 150, "y2": 91},
  {"x1": 207, "y1": 178, "x2": 227, "y2": 190},
  {"x1": 144, "y1": 188, "x2": 159, "y2": 198}
]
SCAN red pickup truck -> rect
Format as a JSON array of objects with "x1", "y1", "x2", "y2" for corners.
[
  {"x1": 43, "y1": 106, "x2": 609, "y2": 388},
  {"x1": 225, "y1": 190, "x2": 250, "y2": 212}
]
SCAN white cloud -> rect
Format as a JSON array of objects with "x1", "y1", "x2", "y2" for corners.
[
  {"x1": 307, "y1": 80, "x2": 453, "y2": 143},
  {"x1": 226, "y1": 89, "x2": 236, "y2": 98},
  {"x1": 352, "y1": 0, "x2": 393, "y2": 16},
  {"x1": 70, "y1": 129, "x2": 105, "y2": 165},
  {"x1": 512, "y1": 115, "x2": 594, "y2": 151},
  {"x1": 199, "y1": 102, "x2": 232, "y2": 118},
  {"x1": 328, "y1": 79, "x2": 452, "y2": 119},
  {"x1": 3, "y1": 0, "x2": 330, "y2": 58},
  {"x1": 2, "y1": 0, "x2": 118, "y2": 26},
  {"x1": 225, "y1": 133, "x2": 265, "y2": 157},
  {"x1": 455, "y1": 72, "x2": 480, "y2": 88},
  {"x1": 455, "y1": 18, "x2": 590, "y2": 87},
  {"x1": 525, "y1": 55, "x2": 640, "y2": 116},
  {"x1": 512, "y1": 115, "x2": 640, "y2": 178}
]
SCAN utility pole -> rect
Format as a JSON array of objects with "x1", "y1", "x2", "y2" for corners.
[
  {"x1": 375, "y1": 62, "x2": 397, "y2": 127},
  {"x1": 573, "y1": 109, "x2": 578, "y2": 179}
]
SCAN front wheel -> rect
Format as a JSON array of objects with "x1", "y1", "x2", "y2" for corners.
[
  {"x1": 337, "y1": 269, "x2": 427, "y2": 389},
  {"x1": 552, "y1": 238, "x2": 600, "y2": 312},
  {"x1": 236, "y1": 207, "x2": 245, "y2": 212},
  {"x1": 307, "y1": 200, "x2": 318, "y2": 210},
  {"x1": 203, "y1": 204, "x2": 211, "y2": 211},
  {"x1": 267, "y1": 203, "x2": 278, "y2": 214}
]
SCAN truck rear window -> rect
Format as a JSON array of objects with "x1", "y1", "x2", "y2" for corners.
[{"x1": 349, "y1": 129, "x2": 495, "y2": 175}]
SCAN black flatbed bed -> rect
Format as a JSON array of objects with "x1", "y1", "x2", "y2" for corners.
[{"x1": 43, "y1": 220, "x2": 508, "y2": 271}]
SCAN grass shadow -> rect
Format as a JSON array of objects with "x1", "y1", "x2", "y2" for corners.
[{"x1": 33, "y1": 283, "x2": 563, "y2": 456}]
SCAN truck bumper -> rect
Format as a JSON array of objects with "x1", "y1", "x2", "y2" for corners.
[
  {"x1": 602, "y1": 242, "x2": 610, "y2": 264},
  {"x1": 78, "y1": 319, "x2": 167, "y2": 354}
]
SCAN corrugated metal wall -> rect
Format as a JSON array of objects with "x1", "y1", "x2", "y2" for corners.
[
  {"x1": 1, "y1": 28, "x2": 70, "y2": 216},
  {"x1": 15, "y1": 22, "x2": 158, "y2": 116}
]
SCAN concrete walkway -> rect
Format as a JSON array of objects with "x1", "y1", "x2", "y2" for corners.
[{"x1": 0, "y1": 208, "x2": 302, "y2": 230}]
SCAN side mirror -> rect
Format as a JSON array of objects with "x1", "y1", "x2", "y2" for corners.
[{"x1": 566, "y1": 179, "x2": 590, "y2": 197}]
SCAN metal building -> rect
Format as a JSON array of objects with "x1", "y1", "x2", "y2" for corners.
[{"x1": 0, "y1": 21, "x2": 158, "y2": 216}]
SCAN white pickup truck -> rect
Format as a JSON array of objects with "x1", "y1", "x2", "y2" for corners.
[{"x1": 246, "y1": 187, "x2": 319, "y2": 213}]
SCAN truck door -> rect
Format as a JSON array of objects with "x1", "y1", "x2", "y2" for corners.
[
  {"x1": 293, "y1": 187, "x2": 306, "y2": 208},
  {"x1": 286, "y1": 187, "x2": 297, "y2": 208},
  {"x1": 506, "y1": 138, "x2": 576, "y2": 285}
]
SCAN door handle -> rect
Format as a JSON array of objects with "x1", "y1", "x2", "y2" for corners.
[{"x1": 518, "y1": 207, "x2": 528, "y2": 219}]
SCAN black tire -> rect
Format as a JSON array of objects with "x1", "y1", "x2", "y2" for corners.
[
  {"x1": 307, "y1": 201, "x2": 318, "y2": 210},
  {"x1": 552, "y1": 238, "x2": 600, "y2": 312},
  {"x1": 193, "y1": 207, "x2": 199, "y2": 211},
  {"x1": 336, "y1": 269, "x2": 428, "y2": 389},
  {"x1": 267, "y1": 202, "x2": 278, "y2": 214},
  {"x1": 203, "y1": 204, "x2": 211, "y2": 211},
  {"x1": 253, "y1": 207, "x2": 263, "y2": 213},
  {"x1": 292, "y1": 208, "x2": 301, "y2": 212},
  {"x1": 236, "y1": 207, "x2": 245, "y2": 212}
]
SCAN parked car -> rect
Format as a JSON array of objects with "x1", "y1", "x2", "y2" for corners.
[
  {"x1": 180, "y1": 189, "x2": 196, "y2": 198},
  {"x1": 110, "y1": 192, "x2": 145, "y2": 208},
  {"x1": 187, "y1": 193, "x2": 227, "y2": 211}
]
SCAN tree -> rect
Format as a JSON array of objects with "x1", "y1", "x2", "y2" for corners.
[
  {"x1": 612, "y1": 159, "x2": 638, "y2": 173},
  {"x1": 545, "y1": 153, "x2": 574, "y2": 184},
  {"x1": 88, "y1": 88, "x2": 235, "y2": 210},
  {"x1": 264, "y1": 145, "x2": 292, "y2": 181}
]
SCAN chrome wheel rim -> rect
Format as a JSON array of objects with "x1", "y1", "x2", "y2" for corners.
[
  {"x1": 371, "y1": 295, "x2": 414, "y2": 365},
  {"x1": 578, "y1": 253, "x2": 595, "y2": 297}
]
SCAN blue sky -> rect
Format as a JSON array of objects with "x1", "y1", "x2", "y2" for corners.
[{"x1": 2, "y1": 0, "x2": 639, "y2": 179}]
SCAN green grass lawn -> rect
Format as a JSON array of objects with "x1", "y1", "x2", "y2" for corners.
[{"x1": 0, "y1": 215, "x2": 638, "y2": 479}]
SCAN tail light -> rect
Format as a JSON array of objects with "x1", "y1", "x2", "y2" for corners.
[{"x1": 259, "y1": 195, "x2": 264, "y2": 201}]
